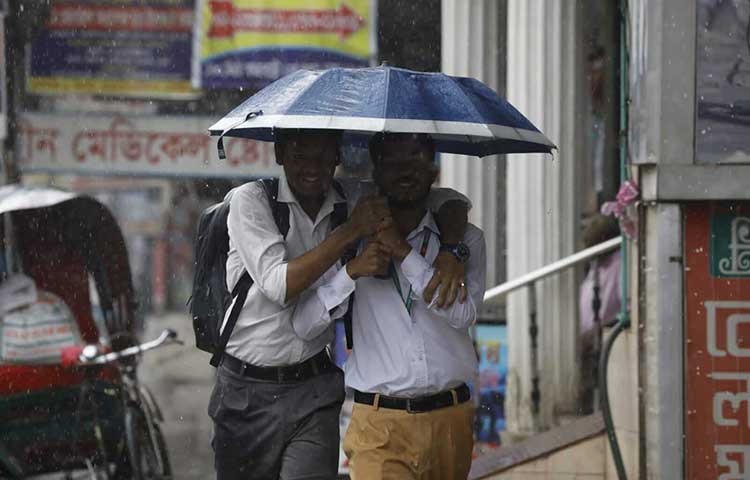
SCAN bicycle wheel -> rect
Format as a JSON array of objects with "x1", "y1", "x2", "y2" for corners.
[
  {"x1": 124, "y1": 406, "x2": 170, "y2": 479},
  {"x1": 151, "y1": 420, "x2": 172, "y2": 478}
]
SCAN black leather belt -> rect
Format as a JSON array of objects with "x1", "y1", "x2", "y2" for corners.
[
  {"x1": 220, "y1": 350, "x2": 333, "y2": 383},
  {"x1": 354, "y1": 383, "x2": 471, "y2": 413}
]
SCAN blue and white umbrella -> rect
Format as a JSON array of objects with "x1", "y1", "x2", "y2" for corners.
[{"x1": 209, "y1": 66, "x2": 554, "y2": 158}]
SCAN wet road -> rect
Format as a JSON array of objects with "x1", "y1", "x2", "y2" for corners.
[{"x1": 139, "y1": 311, "x2": 216, "y2": 480}]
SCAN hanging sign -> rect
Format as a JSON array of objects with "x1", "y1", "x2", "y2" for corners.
[{"x1": 201, "y1": 0, "x2": 374, "y2": 90}]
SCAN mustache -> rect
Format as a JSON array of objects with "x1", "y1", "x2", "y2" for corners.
[{"x1": 395, "y1": 175, "x2": 419, "y2": 183}]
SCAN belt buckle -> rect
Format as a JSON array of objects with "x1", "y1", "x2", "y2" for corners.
[{"x1": 406, "y1": 398, "x2": 417, "y2": 414}]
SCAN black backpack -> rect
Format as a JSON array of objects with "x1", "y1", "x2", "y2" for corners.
[{"x1": 189, "y1": 178, "x2": 354, "y2": 367}]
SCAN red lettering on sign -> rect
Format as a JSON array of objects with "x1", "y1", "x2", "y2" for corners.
[{"x1": 208, "y1": 2, "x2": 364, "y2": 39}]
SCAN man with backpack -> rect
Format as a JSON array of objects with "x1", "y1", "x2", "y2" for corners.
[{"x1": 199, "y1": 128, "x2": 471, "y2": 480}]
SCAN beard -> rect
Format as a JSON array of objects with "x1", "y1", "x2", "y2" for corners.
[{"x1": 386, "y1": 186, "x2": 431, "y2": 209}]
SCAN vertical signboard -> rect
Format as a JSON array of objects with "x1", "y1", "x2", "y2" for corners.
[
  {"x1": 685, "y1": 203, "x2": 750, "y2": 478},
  {"x1": 201, "y1": 0, "x2": 374, "y2": 90},
  {"x1": 27, "y1": 0, "x2": 199, "y2": 98}
]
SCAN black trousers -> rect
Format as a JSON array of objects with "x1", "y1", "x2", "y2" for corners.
[{"x1": 208, "y1": 361, "x2": 345, "y2": 480}]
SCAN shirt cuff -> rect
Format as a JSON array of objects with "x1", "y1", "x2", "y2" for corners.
[
  {"x1": 316, "y1": 266, "x2": 356, "y2": 312},
  {"x1": 401, "y1": 248, "x2": 433, "y2": 295}
]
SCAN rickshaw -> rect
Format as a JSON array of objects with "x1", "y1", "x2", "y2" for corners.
[{"x1": 0, "y1": 185, "x2": 178, "y2": 479}]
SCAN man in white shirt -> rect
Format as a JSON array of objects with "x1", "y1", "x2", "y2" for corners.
[
  {"x1": 209, "y1": 129, "x2": 471, "y2": 480},
  {"x1": 346, "y1": 133, "x2": 485, "y2": 480},
  {"x1": 294, "y1": 132, "x2": 486, "y2": 480}
]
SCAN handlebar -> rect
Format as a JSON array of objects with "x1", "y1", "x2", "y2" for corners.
[{"x1": 61, "y1": 329, "x2": 183, "y2": 367}]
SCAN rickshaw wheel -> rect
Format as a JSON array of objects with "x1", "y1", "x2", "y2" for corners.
[{"x1": 123, "y1": 405, "x2": 172, "y2": 479}]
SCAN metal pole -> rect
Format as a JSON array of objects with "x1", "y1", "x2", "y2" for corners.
[
  {"x1": 3, "y1": 0, "x2": 21, "y2": 184},
  {"x1": 528, "y1": 283, "x2": 540, "y2": 422}
]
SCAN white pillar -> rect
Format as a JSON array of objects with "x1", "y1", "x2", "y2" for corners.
[
  {"x1": 505, "y1": 0, "x2": 582, "y2": 433},
  {"x1": 440, "y1": 0, "x2": 503, "y2": 288}
]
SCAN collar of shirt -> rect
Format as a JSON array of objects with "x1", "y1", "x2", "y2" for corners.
[
  {"x1": 406, "y1": 211, "x2": 441, "y2": 246},
  {"x1": 277, "y1": 173, "x2": 346, "y2": 228}
]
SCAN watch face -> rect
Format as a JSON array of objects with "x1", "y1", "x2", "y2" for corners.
[{"x1": 455, "y1": 243, "x2": 471, "y2": 262}]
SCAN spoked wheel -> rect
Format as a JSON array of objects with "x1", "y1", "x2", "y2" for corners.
[{"x1": 124, "y1": 406, "x2": 172, "y2": 479}]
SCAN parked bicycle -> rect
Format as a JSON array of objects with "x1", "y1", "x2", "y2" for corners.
[{"x1": 62, "y1": 328, "x2": 182, "y2": 480}]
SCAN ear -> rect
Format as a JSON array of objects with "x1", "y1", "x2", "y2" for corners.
[
  {"x1": 428, "y1": 163, "x2": 439, "y2": 184},
  {"x1": 274, "y1": 142, "x2": 285, "y2": 166},
  {"x1": 372, "y1": 163, "x2": 384, "y2": 187}
]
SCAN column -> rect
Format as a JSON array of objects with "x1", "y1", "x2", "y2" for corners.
[
  {"x1": 505, "y1": 0, "x2": 582, "y2": 433},
  {"x1": 440, "y1": 0, "x2": 504, "y2": 289}
]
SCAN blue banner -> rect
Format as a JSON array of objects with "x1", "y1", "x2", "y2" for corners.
[{"x1": 27, "y1": 0, "x2": 199, "y2": 98}]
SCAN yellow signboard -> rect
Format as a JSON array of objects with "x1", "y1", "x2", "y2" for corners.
[{"x1": 201, "y1": 0, "x2": 374, "y2": 89}]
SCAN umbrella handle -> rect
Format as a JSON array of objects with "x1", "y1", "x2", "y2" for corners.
[{"x1": 217, "y1": 110, "x2": 264, "y2": 160}]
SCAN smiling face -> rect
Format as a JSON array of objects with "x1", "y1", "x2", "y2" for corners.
[
  {"x1": 275, "y1": 130, "x2": 340, "y2": 204},
  {"x1": 371, "y1": 133, "x2": 438, "y2": 208}
]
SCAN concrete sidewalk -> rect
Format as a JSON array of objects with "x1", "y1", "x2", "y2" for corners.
[{"x1": 138, "y1": 311, "x2": 215, "y2": 480}]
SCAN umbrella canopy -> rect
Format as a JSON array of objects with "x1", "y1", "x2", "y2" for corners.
[{"x1": 209, "y1": 66, "x2": 554, "y2": 157}]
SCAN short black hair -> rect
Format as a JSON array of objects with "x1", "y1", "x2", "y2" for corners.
[
  {"x1": 583, "y1": 214, "x2": 620, "y2": 248},
  {"x1": 273, "y1": 128, "x2": 342, "y2": 146},
  {"x1": 273, "y1": 128, "x2": 342, "y2": 161},
  {"x1": 368, "y1": 132, "x2": 435, "y2": 165}
]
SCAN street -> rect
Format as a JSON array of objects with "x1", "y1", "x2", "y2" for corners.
[{"x1": 139, "y1": 311, "x2": 216, "y2": 480}]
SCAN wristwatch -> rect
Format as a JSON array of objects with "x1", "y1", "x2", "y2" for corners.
[{"x1": 439, "y1": 242, "x2": 471, "y2": 264}]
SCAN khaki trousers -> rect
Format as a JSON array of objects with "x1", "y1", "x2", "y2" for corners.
[{"x1": 343, "y1": 400, "x2": 475, "y2": 480}]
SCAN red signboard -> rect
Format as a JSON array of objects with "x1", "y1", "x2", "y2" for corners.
[{"x1": 685, "y1": 203, "x2": 750, "y2": 479}]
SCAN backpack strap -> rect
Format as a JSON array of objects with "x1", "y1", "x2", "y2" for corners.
[
  {"x1": 331, "y1": 180, "x2": 357, "y2": 349},
  {"x1": 209, "y1": 271, "x2": 251, "y2": 367},
  {"x1": 209, "y1": 178, "x2": 292, "y2": 367},
  {"x1": 260, "y1": 177, "x2": 290, "y2": 238}
]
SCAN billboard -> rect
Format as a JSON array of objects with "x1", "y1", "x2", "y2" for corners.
[
  {"x1": 201, "y1": 0, "x2": 374, "y2": 90},
  {"x1": 27, "y1": 0, "x2": 199, "y2": 98},
  {"x1": 696, "y1": 0, "x2": 750, "y2": 163},
  {"x1": 685, "y1": 203, "x2": 750, "y2": 478},
  {"x1": 16, "y1": 113, "x2": 280, "y2": 178}
]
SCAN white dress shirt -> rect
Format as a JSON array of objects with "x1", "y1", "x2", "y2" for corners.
[
  {"x1": 224, "y1": 175, "x2": 470, "y2": 367},
  {"x1": 292, "y1": 212, "x2": 487, "y2": 397}
]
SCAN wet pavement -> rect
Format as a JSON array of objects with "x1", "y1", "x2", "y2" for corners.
[{"x1": 139, "y1": 311, "x2": 216, "y2": 480}]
